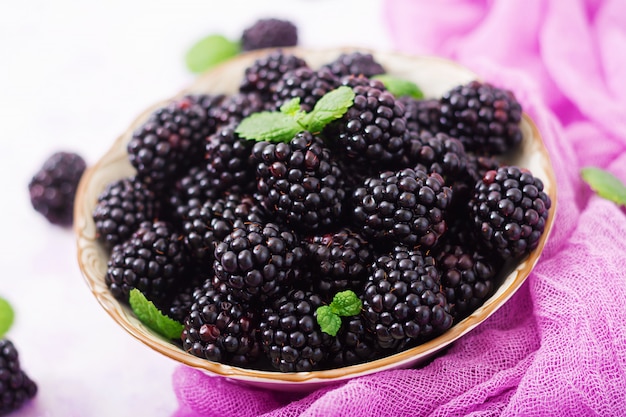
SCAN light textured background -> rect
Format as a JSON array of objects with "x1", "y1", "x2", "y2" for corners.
[{"x1": 0, "y1": 1, "x2": 392, "y2": 415}]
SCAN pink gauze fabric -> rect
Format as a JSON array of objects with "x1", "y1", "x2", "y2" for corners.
[{"x1": 171, "y1": 0, "x2": 626, "y2": 415}]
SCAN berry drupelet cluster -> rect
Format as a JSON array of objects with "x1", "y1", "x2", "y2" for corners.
[{"x1": 92, "y1": 49, "x2": 552, "y2": 373}]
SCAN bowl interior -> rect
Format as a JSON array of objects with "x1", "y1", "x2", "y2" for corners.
[{"x1": 74, "y1": 47, "x2": 557, "y2": 391}]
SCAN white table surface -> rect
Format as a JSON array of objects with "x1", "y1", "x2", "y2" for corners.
[{"x1": 0, "y1": 1, "x2": 392, "y2": 415}]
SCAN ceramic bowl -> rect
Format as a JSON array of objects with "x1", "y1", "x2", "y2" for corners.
[{"x1": 74, "y1": 47, "x2": 557, "y2": 391}]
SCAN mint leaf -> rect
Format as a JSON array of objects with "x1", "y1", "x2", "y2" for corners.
[
  {"x1": 236, "y1": 87, "x2": 354, "y2": 142},
  {"x1": 280, "y1": 98, "x2": 303, "y2": 117},
  {"x1": 129, "y1": 289, "x2": 184, "y2": 340},
  {"x1": 302, "y1": 86, "x2": 355, "y2": 133},
  {"x1": 235, "y1": 111, "x2": 303, "y2": 143},
  {"x1": 316, "y1": 305, "x2": 342, "y2": 336},
  {"x1": 185, "y1": 34, "x2": 241, "y2": 73},
  {"x1": 581, "y1": 167, "x2": 626, "y2": 206},
  {"x1": 0, "y1": 297, "x2": 14, "y2": 339},
  {"x1": 328, "y1": 290, "x2": 362, "y2": 317},
  {"x1": 372, "y1": 74, "x2": 424, "y2": 99}
]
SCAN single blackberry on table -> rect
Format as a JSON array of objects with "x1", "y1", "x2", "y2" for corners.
[
  {"x1": 105, "y1": 220, "x2": 188, "y2": 305},
  {"x1": 352, "y1": 167, "x2": 453, "y2": 248},
  {"x1": 208, "y1": 92, "x2": 265, "y2": 126},
  {"x1": 239, "y1": 50, "x2": 308, "y2": 101},
  {"x1": 182, "y1": 281, "x2": 260, "y2": 367},
  {"x1": 438, "y1": 80, "x2": 523, "y2": 155},
  {"x1": 320, "y1": 52, "x2": 385, "y2": 78},
  {"x1": 241, "y1": 18, "x2": 298, "y2": 52},
  {"x1": 303, "y1": 228, "x2": 374, "y2": 296},
  {"x1": 270, "y1": 67, "x2": 340, "y2": 112},
  {"x1": 259, "y1": 289, "x2": 333, "y2": 372},
  {"x1": 469, "y1": 166, "x2": 551, "y2": 259},
  {"x1": 0, "y1": 339, "x2": 37, "y2": 415},
  {"x1": 92, "y1": 175, "x2": 160, "y2": 251},
  {"x1": 324, "y1": 80, "x2": 409, "y2": 167},
  {"x1": 253, "y1": 131, "x2": 346, "y2": 232},
  {"x1": 28, "y1": 151, "x2": 86, "y2": 226},
  {"x1": 127, "y1": 95, "x2": 214, "y2": 191},
  {"x1": 213, "y1": 221, "x2": 305, "y2": 302},
  {"x1": 325, "y1": 315, "x2": 380, "y2": 368},
  {"x1": 362, "y1": 245, "x2": 453, "y2": 350},
  {"x1": 399, "y1": 96, "x2": 442, "y2": 135},
  {"x1": 204, "y1": 122, "x2": 257, "y2": 197},
  {"x1": 182, "y1": 193, "x2": 265, "y2": 266}
]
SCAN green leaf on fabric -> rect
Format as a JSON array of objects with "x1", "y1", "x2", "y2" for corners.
[
  {"x1": 185, "y1": 34, "x2": 241, "y2": 73},
  {"x1": 316, "y1": 305, "x2": 342, "y2": 337},
  {"x1": 0, "y1": 297, "x2": 14, "y2": 339},
  {"x1": 581, "y1": 167, "x2": 626, "y2": 206},
  {"x1": 129, "y1": 289, "x2": 184, "y2": 340},
  {"x1": 328, "y1": 290, "x2": 362, "y2": 317},
  {"x1": 372, "y1": 74, "x2": 424, "y2": 99}
]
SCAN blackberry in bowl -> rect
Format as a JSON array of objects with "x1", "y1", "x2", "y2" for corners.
[{"x1": 75, "y1": 47, "x2": 556, "y2": 391}]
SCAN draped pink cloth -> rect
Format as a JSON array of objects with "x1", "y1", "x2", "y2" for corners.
[{"x1": 172, "y1": 1, "x2": 626, "y2": 415}]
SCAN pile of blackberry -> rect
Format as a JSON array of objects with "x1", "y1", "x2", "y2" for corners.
[{"x1": 93, "y1": 50, "x2": 552, "y2": 373}]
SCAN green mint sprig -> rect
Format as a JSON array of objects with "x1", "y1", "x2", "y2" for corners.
[
  {"x1": 581, "y1": 167, "x2": 626, "y2": 206},
  {"x1": 236, "y1": 86, "x2": 355, "y2": 143},
  {"x1": 185, "y1": 34, "x2": 241, "y2": 73},
  {"x1": 316, "y1": 290, "x2": 362, "y2": 337},
  {"x1": 129, "y1": 289, "x2": 184, "y2": 340},
  {"x1": 0, "y1": 297, "x2": 14, "y2": 339},
  {"x1": 372, "y1": 74, "x2": 424, "y2": 99}
]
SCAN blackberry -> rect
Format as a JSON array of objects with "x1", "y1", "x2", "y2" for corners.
[
  {"x1": 339, "y1": 73, "x2": 387, "y2": 91},
  {"x1": 28, "y1": 151, "x2": 86, "y2": 226},
  {"x1": 439, "y1": 80, "x2": 523, "y2": 155},
  {"x1": 188, "y1": 93, "x2": 226, "y2": 126},
  {"x1": 399, "y1": 96, "x2": 442, "y2": 135},
  {"x1": 325, "y1": 315, "x2": 379, "y2": 368},
  {"x1": 271, "y1": 67, "x2": 340, "y2": 112},
  {"x1": 239, "y1": 50, "x2": 308, "y2": 101},
  {"x1": 164, "y1": 266, "x2": 212, "y2": 323},
  {"x1": 182, "y1": 282, "x2": 260, "y2": 367},
  {"x1": 259, "y1": 289, "x2": 332, "y2": 372},
  {"x1": 466, "y1": 154, "x2": 503, "y2": 185},
  {"x1": 434, "y1": 220, "x2": 503, "y2": 318},
  {"x1": 320, "y1": 52, "x2": 385, "y2": 78},
  {"x1": 469, "y1": 166, "x2": 551, "y2": 259},
  {"x1": 401, "y1": 131, "x2": 468, "y2": 182},
  {"x1": 208, "y1": 92, "x2": 265, "y2": 126},
  {"x1": 253, "y1": 132, "x2": 345, "y2": 232},
  {"x1": 204, "y1": 122, "x2": 257, "y2": 197},
  {"x1": 241, "y1": 18, "x2": 298, "y2": 52},
  {"x1": 182, "y1": 193, "x2": 265, "y2": 266},
  {"x1": 303, "y1": 228, "x2": 374, "y2": 296},
  {"x1": 352, "y1": 167, "x2": 453, "y2": 248},
  {"x1": 213, "y1": 221, "x2": 305, "y2": 302},
  {"x1": 92, "y1": 176, "x2": 160, "y2": 251},
  {"x1": 362, "y1": 245, "x2": 453, "y2": 350},
  {"x1": 105, "y1": 220, "x2": 188, "y2": 305},
  {"x1": 0, "y1": 339, "x2": 37, "y2": 415},
  {"x1": 166, "y1": 166, "x2": 215, "y2": 224},
  {"x1": 127, "y1": 96, "x2": 214, "y2": 191},
  {"x1": 325, "y1": 80, "x2": 409, "y2": 166}
]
